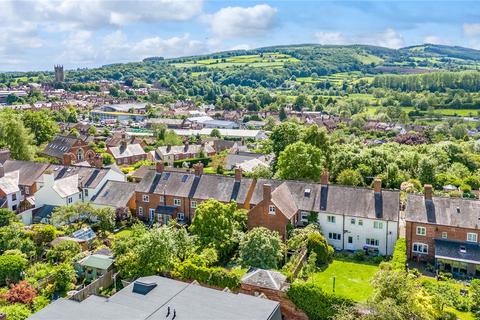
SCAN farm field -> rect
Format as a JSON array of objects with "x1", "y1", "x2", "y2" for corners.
[
  {"x1": 296, "y1": 72, "x2": 374, "y2": 86},
  {"x1": 173, "y1": 53, "x2": 299, "y2": 69},
  {"x1": 308, "y1": 259, "x2": 379, "y2": 302}
]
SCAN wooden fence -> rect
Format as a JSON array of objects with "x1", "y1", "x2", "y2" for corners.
[{"x1": 69, "y1": 270, "x2": 116, "y2": 302}]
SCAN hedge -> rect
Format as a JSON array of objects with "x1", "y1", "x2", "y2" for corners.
[
  {"x1": 391, "y1": 238, "x2": 407, "y2": 270},
  {"x1": 287, "y1": 281, "x2": 353, "y2": 320},
  {"x1": 172, "y1": 261, "x2": 240, "y2": 289},
  {"x1": 0, "y1": 254, "x2": 27, "y2": 286},
  {"x1": 173, "y1": 157, "x2": 211, "y2": 168}
]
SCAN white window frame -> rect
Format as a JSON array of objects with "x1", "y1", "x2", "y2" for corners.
[
  {"x1": 25, "y1": 186, "x2": 30, "y2": 195},
  {"x1": 300, "y1": 211, "x2": 309, "y2": 223},
  {"x1": 84, "y1": 189, "x2": 89, "y2": 197},
  {"x1": 374, "y1": 221, "x2": 383, "y2": 229},
  {"x1": 416, "y1": 226, "x2": 426, "y2": 236},
  {"x1": 138, "y1": 206, "x2": 144, "y2": 216},
  {"x1": 177, "y1": 212, "x2": 185, "y2": 221},
  {"x1": 467, "y1": 233, "x2": 478, "y2": 242},
  {"x1": 191, "y1": 200, "x2": 197, "y2": 209},
  {"x1": 328, "y1": 232, "x2": 341, "y2": 241},
  {"x1": 174, "y1": 198, "x2": 181, "y2": 206},
  {"x1": 149, "y1": 208, "x2": 155, "y2": 220},
  {"x1": 366, "y1": 238, "x2": 379, "y2": 246},
  {"x1": 67, "y1": 196, "x2": 73, "y2": 204},
  {"x1": 412, "y1": 242, "x2": 428, "y2": 254},
  {"x1": 160, "y1": 195, "x2": 165, "y2": 203},
  {"x1": 143, "y1": 194, "x2": 150, "y2": 202},
  {"x1": 268, "y1": 205, "x2": 276, "y2": 215},
  {"x1": 441, "y1": 232, "x2": 448, "y2": 239},
  {"x1": 350, "y1": 218, "x2": 355, "y2": 225},
  {"x1": 358, "y1": 219, "x2": 363, "y2": 226},
  {"x1": 327, "y1": 215, "x2": 336, "y2": 223}
]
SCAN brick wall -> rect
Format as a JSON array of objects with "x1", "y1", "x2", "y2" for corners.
[
  {"x1": 247, "y1": 200, "x2": 290, "y2": 239},
  {"x1": 406, "y1": 221, "x2": 480, "y2": 261}
]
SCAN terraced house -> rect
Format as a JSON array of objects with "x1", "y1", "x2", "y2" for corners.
[
  {"x1": 134, "y1": 166, "x2": 400, "y2": 256},
  {"x1": 405, "y1": 184, "x2": 480, "y2": 277}
]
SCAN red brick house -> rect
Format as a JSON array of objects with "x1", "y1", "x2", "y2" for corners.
[
  {"x1": 405, "y1": 184, "x2": 480, "y2": 277},
  {"x1": 40, "y1": 135, "x2": 101, "y2": 166}
]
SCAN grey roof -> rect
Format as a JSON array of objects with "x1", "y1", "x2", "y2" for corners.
[
  {"x1": 156, "y1": 144, "x2": 215, "y2": 157},
  {"x1": 130, "y1": 165, "x2": 154, "y2": 180},
  {"x1": 319, "y1": 185, "x2": 399, "y2": 221},
  {"x1": 250, "y1": 179, "x2": 283, "y2": 205},
  {"x1": 241, "y1": 268, "x2": 288, "y2": 291},
  {"x1": 137, "y1": 170, "x2": 199, "y2": 198},
  {"x1": 109, "y1": 143, "x2": 146, "y2": 159},
  {"x1": 38, "y1": 165, "x2": 111, "y2": 189},
  {"x1": 225, "y1": 153, "x2": 267, "y2": 170},
  {"x1": 193, "y1": 175, "x2": 253, "y2": 204},
  {"x1": 435, "y1": 239, "x2": 480, "y2": 264},
  {"x1": 42, "y1": 135, "x2": 79, "y2": 159},
  {"x1": 100, "y1": 103, "x2": 147, "y2": 112},
  {"x1": 29, "y1": 275, "x2": 281, "y2": 320},
  {"x1": 405, "y1": 194, "x2": 480, "y2": 228},
  {"x1": 3, "y1": 160, "x2": 49, "y2": 186},
  {"x1": 0, "y1": 170, "x2": 20, "y2": 194},
  {"x1": 91, "y1": 180, "x2": 136, "y2": 207}
]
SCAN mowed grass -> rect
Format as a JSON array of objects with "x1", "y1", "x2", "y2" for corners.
[
  {"x1": 308, "y1": 260, "x2": 379, "y2": 302},
  {"x1": 114, "y1": 228, "x2": 132, "y2": 239},
  {"x1": 173, "y1": 53, "x2": 299, "y2": 69}
]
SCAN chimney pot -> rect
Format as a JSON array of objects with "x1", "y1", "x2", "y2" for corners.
[
  {"x1": 320, "y1": 170, "x2": 329, "y2": 185},
  {"x1": 373, "y1": 178, "x2": 382, "y2": 193},
  {"x1": 156, "y1": 162, "x2": 164, "y2": 174},
  {"x1": 235, "y1": 168, "x2": 242, "y2": 181},
  {"x1": 424, "y1": 184, "x2": 433, "y2": 200},
  {"x1": 194, "y1": 163, "x2": 204, "y2": 176},
  {"x1": 263, "y1": 184, "x2": 272, "y2": 202}
]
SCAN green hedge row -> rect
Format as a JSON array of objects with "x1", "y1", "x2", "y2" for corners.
[
  {"x1": 173, "y1": 261, "x2": 240, "y2": 289},
  {"x1": 173, "y1": 157, "x2": 211, "y2": 168},
  {"x1": 391, "y1": 238, "x2": 407, "y2": 270},
  {"x1": 287, "y1": 281, "x2": 353, "y2": 320}
]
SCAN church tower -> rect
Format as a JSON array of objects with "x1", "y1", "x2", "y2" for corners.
[{"x1": 54, "y1": 65, "x2": 64, "y2": 82}]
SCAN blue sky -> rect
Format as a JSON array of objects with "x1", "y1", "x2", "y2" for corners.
[{"x1": 1, "y1": 0, "x2": 480, "y2": 71}]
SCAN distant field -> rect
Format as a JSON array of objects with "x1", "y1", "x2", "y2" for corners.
[
  {"x1": 366, "y1": 106, "x2": 480, "y2": 117},
  {"x1": 296, "y1": 72, "x2": 373, "y2": 86},
  {"x1": 173, "y1": 53, "x2": 299, "y2": 69}
]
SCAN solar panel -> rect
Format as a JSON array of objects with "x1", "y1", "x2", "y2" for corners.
[{"x1": 181, "y1": 175, "x2": 188, "y2": 183}]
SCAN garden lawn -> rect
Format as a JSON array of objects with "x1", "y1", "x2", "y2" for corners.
[
  {"x1": 308, "y1": 260, "x2": 379, "y2": 302},
  {"x1": 114, "y1": 228, "x2": 132, "y2": 239}
]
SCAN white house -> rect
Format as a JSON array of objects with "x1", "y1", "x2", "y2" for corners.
[
  {"x1": 35, "y1": 173, "x2": 81, "y2": 207},
  {"x1": 0, "y1": 169, "x2": 22, "y2": 212}
]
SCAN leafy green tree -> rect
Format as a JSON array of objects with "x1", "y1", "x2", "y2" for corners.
[
  {"x1": 419, "y1": 157, "x2": 436, "y2": 186},
  {"x1": 0, "y1": 303, "x2": 32, "y2": 320},
  {"x1": 52, "y1": 263, "x2": 76, "y2": 293},
  {"x1": 0, "y1": 224, "x2": 36, "y2": 258},
  {"x1": 279, "y1": 107, "x2": 287, "y2": 121},
  {"x1": 451, "y1": 123, "x2": 468, "y2": 140},
  {"x1": 51, "y1": 203, "x2": 115, "y2": 231},
  {"x1": 244, "y1": 165, "x2": 273, "y2": 179},
  {"x1": 336, "y1": 169, "x2": 364, "y2": 186},
  {"x1": 22, "y1": 110, "x2": 59, "y2": 145},
  {"x1": 294, "y1": 94, "x2": 313, "y2": 111},
  {"x1": 303, "y1": 124, "x2": 331, "y2": 162},
  {"x1": 276, "y1": 141, "x2": 324, "y2": 181},
  {"x1": 0, "y1": 111, "x2": 35, "y2": 160},
  {"x1": 0, "y1": 209, "x2": 17, "y2": 227},
  {"x1": 239, "y1": 227, "x2": 284, "y2": 269},
  {"x1": 270, "y1": 122, "x2": 302, "y2": 157},
  {"x1": 0, "y1": 254, "x2": 27, "y2": 285},
  {"x1": 46, "y1": 240, "x2": 81, "y2": 263},
  {"x1": 210, "y1": 128, "x2": 221, "y2": 138},
  {"x1": 307, "y1": 232, "x2": 334, "y2": 266},
  {"x1": 471, "y1": 279, "x2": 480, "y2": 317},
  {"x1": 189, "y1": 200, "x2": 246, "y2": 261}
]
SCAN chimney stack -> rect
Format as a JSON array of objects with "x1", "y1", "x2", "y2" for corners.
[
  {"x1": 156, "y1": 162, "x2": 164, "y2": 174},
  {"x1": 63, "y1": 153, "x2": 72, "y2": 165},
  {"x1": 194, "y1": 163, "x2": 204, "y2": 176},
  {"x1": 373, "y1": 178, "x2": 382, "y2": 193},
  {"x1": 320, "y1": 170, "x2": 329, "y2": 185},
  {"x1": 263, "y1": 184, "x2": 272, "y2": 202},
  {"x1": 424, "y1": 184, "x2": 433, "y2": 200},
  {"x1": 234, "y1": 168, "x2": 242, "y2": 182}
]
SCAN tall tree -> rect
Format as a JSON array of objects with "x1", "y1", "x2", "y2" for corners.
[
  {"x1": 22, "y1": 110, "x2": 59, "y2": 145},
  {"x1": 0, "y1": 111, "x2": 35, "y2": 160},
  {"x1": 276, "y1": 141, "x2": 325, "y2": 181},
  {"x1": 270, "y1": 122, "x2": 303, "y2": 157},
  {"x1": 239, "y1": 227, "x2": 284, "y2": 269}
]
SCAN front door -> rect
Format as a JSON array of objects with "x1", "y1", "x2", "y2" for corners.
[{"x1": 346, "y1": 236, "x2": 354, "y2": 251}]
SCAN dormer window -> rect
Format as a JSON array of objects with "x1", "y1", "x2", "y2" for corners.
[
  {"x1": 459, "y1": 246, "x2": 467, "y2": 253},
  {"x1": 268, "y1": 205, "x2": 276, "y2": 215},
  {"x1": 304, "y1": 188, "x2": 311, "y2": 197}
]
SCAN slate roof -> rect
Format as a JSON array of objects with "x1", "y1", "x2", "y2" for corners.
[
  {"x1": 241, "y1": 268, "x2": 288, "y2": 291},
  {"x1": 130, "y1": 165, "x2": 154, "y2": 181},
  {"x1": 91, "y1": 180, "x2": 136, "y2": 207},
  {"x1": 109, "y1": 143, "x2": 146, "y2": 159},
  {"x1": 225, "y1": 152, "x2": 268, "y2": 170},
  {"x1": 38, "y1": 165, "x2": 111, "y2": 189},
  {"x1": 52, "y1": 174, "x2": 79, "y2": 198},
  {"x1": 3, "y1": 160, "x2": 49, "y2": 186},
  {"x1": 156, "y1": 143, "x2": 215, "y2": 157},
  {"x1": 193, "y1": 174, "x2": 253, "y2": 203},
  {"x1": 271, "y1": 183, "x2": 298, "y2": 219},
  {"x1": 41, "y1": 135, "x2": 79, "y2": 159},
  {"x1": 137, "y1": 170, "x2": 198, "y2": 198},
  {"x1": 29, "y1": 275, "x2": 281, "y2": 320},
  {"x1": 405, "y1": 194, "x2": 480, "y2": 229},
  {"x1": 435, "y1": 239, "x2": 480, "y2": 264}
]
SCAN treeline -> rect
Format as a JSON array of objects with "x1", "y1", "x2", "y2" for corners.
[{"x1": 372, "y1": 71, "x2": 480, "y2": 92}]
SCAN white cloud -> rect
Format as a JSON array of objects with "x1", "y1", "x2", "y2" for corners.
[
  {"x1": 423, "y1": 35, "x2": 448, "y2": 45},
  {"x1": 59, "y1": 30, "x2": 96, "y2": 64},
  {"x1": 463, "y1": 23, "x2": 480, "y2": 37},
  {"x1": 314, "y1": 28, "x2": 404, "y2": 49},
  {"x1": 230, "y1": 44, "x2": 251, "y2": 50},
  {"x1": 208, "y1": 4, "x2": 278, "y2": 38}
]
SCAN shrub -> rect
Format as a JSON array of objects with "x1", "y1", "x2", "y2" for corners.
[
  {"x1": 238, "y1": 227, "x2": 284, "y2": 269},
  {"x1": 0, "y1": 304, "x2": 32, "y2": 320},
  {"x1": 352, "y1": 250, "x2": 365, "y2": 262},
  {"x1": 5, "y1": 280, "x2": 37, "y2": 305},
  {"x1": 287, "y1": 281, "x2": 353, "y2": 320},
  {"x1": 307, "y1": 232, "x2": 334, "y2": 266},
  {"x1": 30, "y1": 224, "x2": 57, "y2": 244},
  {"x1": 391, "y1": 238, "x2": 407, "y2": 270},
  {"x1": 172, "y1": 261, "x2": 240, "y2": 289},
  {"x1": 0, "y1": 254, "x2": 27, "y2": 286}
]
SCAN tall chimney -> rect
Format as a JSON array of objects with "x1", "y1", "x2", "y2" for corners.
[
  {"x1": 235, "y1": 168, "x2": 242, "y2": 182},
  {"x1": 373, "y1": 178, "x2": 382, "y2": 193},
  {"x1": 263, "y1": 184, "x2": 272, "y2": 202},
  {"x1": 194, "y1": 163, "x2": 204, "y2": 176},
  {"x1": 424, "y1": 184, "x2": 433, "y2": 200},
  {"x1": 156, "y1": 162, "x2": 164, "y2": 174},
  {"x1": 320, "y1": 170, "x2": 329, "y2": 185}
]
